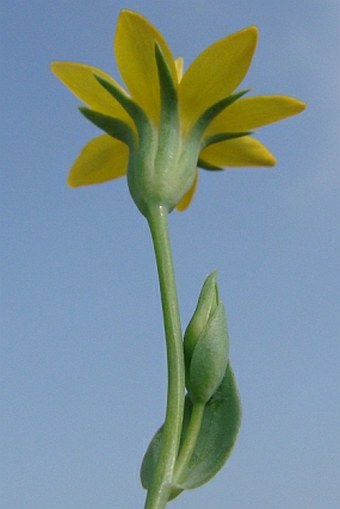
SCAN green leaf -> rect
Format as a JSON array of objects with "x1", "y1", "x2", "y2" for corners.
[
  {"x1": 140, "y1": 426, "x2": 163, "y2": 491},
  {"x1": 140, "y1": 364, "x2": 242, "y2": 498},
  {"x1": 175, "y1": 365, "x2": 242, "y2": 490},
  {"x1": 79, "y1": 107, "x2": 135, "y2": 148}
]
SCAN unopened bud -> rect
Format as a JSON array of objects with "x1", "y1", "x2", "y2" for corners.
[{"x1": 184, "y1": 273, "x2": 229, "y2": 404}]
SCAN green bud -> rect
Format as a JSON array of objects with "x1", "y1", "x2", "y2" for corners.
[
  {"x1": 184, "y1": 273, "x2": 229, "y2": 404},
  {"x1": 184, "y1": 272, "x2": 218, "y2": 362}
]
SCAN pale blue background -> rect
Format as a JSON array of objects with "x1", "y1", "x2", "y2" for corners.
[{"x1": 1, "y1": 1, "x2": 339, "y2": 508}]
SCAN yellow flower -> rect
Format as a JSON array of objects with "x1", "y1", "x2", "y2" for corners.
[{"x1": 51, "y1": 9, "x2": 305, "y2": 213}]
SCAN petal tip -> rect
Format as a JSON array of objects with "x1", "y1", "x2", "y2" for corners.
[
  {"x1": 119, "y1": 8, "x2": 137, "y2": 16},
  {"x1": 242, "y1": 25, "x2": 259, "y2": 42},
  {"x1": 248, "y1": 25, "x2": 259, "y2": 35},
  {"x1": 229, "y1": 25, "x2": 259, "y2": 46},
  {"x1": 50, "y1": 61, "x2": 62, "y2": 76},
  {"x1": 266, "y1": 153, "x2": 277, "y2": 166},
  {"x1": 118, "y1": 9, "x2": 146, "y2": 25},
  {"x1": 67, "y1": 175, "x2": 78, "y2": 188},
  {"x1": 282, "y1": 96, "x2": 307, "y2": 115},
  {"x1": 296, "y1": 99, "x2": 307, "y2": 112}
]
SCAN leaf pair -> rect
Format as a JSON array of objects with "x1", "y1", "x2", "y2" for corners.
[
  {"x1": 141, "y1": 365, "x2": 241, "y2": 500},
  {"x1": 141, "y1": 273, "x2": 242, "y2": 501}
]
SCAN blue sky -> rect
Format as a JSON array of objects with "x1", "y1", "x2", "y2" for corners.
[{"x1": 1, "y1": 1, "x2": 339, "y2": 508}]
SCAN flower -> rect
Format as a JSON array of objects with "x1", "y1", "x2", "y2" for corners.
[{"x1": 51, "y1": 9, "x2": 305, "y2": 214}]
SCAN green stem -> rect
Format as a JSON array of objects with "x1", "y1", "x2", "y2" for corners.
[
  {"x1": 173, "y1": 402, "x2": 205, "y2": 484},
  {"x1": 144, "y1": 205, "x2": 186, "y2": 509}
]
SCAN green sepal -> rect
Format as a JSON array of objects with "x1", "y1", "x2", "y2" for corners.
[
  {"x1": 79, "y1": 107, "x2": 135, "y2": 148},
  {"x1": 188, "y1": 89, "x2": 250, "y2": 143},
  {"x1": 197, "y1": 132, "x2": 253, "y2": 171},
  {"x1": 153, "y1": 42, "x2": 181, "y2": 177},
  {"x1": 94, "y1": 74, "x2": 153, "y2": 138},
  {"x1": 140, "y1": 365, "x2": 242, "y2": 498},
  {"x1": 154, "y1": 43, "x2": 178, "y2": 123},
  {"x1": 202, "y1": 131, "x2": 252, "y2": 150},
  {"x1": 197, "y1": 158, "x2": 224, "y2": 171}
]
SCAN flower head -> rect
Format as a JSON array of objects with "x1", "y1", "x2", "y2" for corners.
[{"x1": 51, "y1": 10, "x2": 305, "y2": 215}]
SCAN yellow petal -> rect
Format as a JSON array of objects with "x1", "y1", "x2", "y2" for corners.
[
  {"x1": 179, "y1": 27, "x2": 258, "y2": 133},
  {"x1": 200, "y1": 136, "x2": 276, "y2": 168},
  {"x1": 176, "y1": 171, "x2": 198, "y2": 211},
  {"x1": 51, "y1": 62, "x2": 132, "y2": 127},
  {"x1": 68, "y1": 134, "x2": 128, "y2": 187},
  {"x1": 175, "y1": 57, "x2": 184, "y2": 82},
  {"x1": 206, "y1": 96, "x2": 306, "y2": 135},
  {"x1": 115, "y1": 10, "x2": 177, "y2": 123}
]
